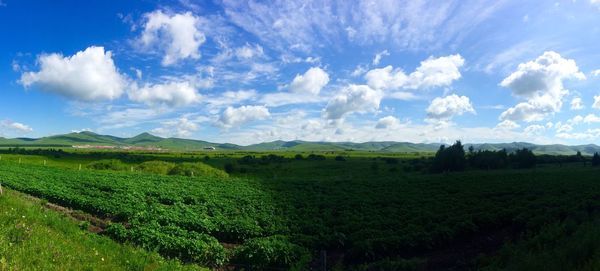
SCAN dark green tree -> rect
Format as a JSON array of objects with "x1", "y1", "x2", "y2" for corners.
[
  {"x1": 431, "y1": 141, "x2": 466, "y2": 173},
  {"x1": 592, "y1": 152, "x2": 600, "y2": 167}
]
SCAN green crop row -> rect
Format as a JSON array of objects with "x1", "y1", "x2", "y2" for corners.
[{"x1": 1, "y1": 161, "x2": 600, "y2": 269}]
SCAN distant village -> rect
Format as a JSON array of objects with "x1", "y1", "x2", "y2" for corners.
[
  {"x1": 72, "y1": 145, "x2": 164, "y2": 151},
  {"x1": 72, "y1": 145, "x2": 217, "y2": 151}
]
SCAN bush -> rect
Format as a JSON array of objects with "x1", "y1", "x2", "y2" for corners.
[
  {"x1": 232, "y1": 235, "x2": 311, "y2": 270},
  {"x1": 86, "y1": 159, "x2": 128, "y2": 171},
  {"x1": 294, "y1": 154, "x2": 304, "y2": 160},
  {"x1": 168, "y1": 162, "x2": 229, "y2": 178},
  {"x1": 307, "y1": 154, "x2": 326, "y2": 161},
  {"x1": 135, "y1": 160, "x2": 176, "y2": 175},
  {"x1": 335, "y1": 155, "x2": 346, "y2": 161},
  {"x1": 224, "y1": 162, "x2": 237, "y2": 174}
]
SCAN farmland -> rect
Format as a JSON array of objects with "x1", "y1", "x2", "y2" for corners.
[{"x1": 1, "y1": 149, "x2": 600, "y2": 270}]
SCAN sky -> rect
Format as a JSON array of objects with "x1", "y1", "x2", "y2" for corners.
[{"x1": 1, "y1": 0, "x2": 600, "y2": 145}]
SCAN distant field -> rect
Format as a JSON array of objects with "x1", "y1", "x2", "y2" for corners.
[{"x1": 1, "y1": 152, "x2": 600, "y2": 270}]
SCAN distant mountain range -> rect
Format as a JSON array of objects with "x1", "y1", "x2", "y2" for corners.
[{"x1": 1, "y1": 131, "x2": 599, "y2": 155}]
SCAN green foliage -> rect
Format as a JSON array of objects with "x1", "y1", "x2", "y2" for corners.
[
  {"x1": 0, "y1": 189, "x2": 205, "y2": 271},
  {"x1": 431, "y1": 141, "x2": 467, "y2": 173},
  {"x1": 592, "y1": 152, "x2": 600, "y2": 167},
  {"x1": 468, "y1": 149, "x2": 508, "y2": 170},
  {"x1": 86, "y1": 159, "x2": 128, "y2": 171},
  {"x1": 232, "y1": 235, "x2": 311, "y2": 269},
  {"x1": 2, "y1": 155, "x2": 600, "y2": 269},
  {"x1": 168, "y1": 162, "x2": 229, "y2": 178},
  {"x1": 510, "y1": 148, "x2": 537, "y2": 169},
  {"x1": 136, "y1": 160, "x2": 176, "y2": 175}
]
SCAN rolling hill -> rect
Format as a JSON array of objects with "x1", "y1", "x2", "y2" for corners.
[{"x1": 0, "y1": 131, "x2": 599, "y2": 155}]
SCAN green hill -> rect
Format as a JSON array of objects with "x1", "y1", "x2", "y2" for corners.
[{"x1": 0, "y1": 132, "x2": 599, "y2": 154}]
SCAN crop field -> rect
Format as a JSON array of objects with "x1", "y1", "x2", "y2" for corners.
[{"x1": 1, "y1": 151, "x2": 600, "y2": 270}]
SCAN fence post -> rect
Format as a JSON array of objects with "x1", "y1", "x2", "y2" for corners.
[
  {"x1": 44, "y1": 160, "x2": 47, "y2": 166},
  {"x1": 79, "y1": 164, "x2": 82, "y2": 171}
]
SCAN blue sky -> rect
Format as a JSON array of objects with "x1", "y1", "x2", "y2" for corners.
[{"x1": 1, "y1": 0, "x2": 600, "y2": 145}]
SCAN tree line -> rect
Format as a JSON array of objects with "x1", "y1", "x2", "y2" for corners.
[{"x1": 431, "y1": 141, "x2": 600, "y2": 173}]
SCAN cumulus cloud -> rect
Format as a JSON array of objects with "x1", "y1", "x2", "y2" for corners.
[
  {"x1": 495, "y1": 120, "x2": 520, "y2": 130},
  {"x1": 1, "y1": 120, "x2": 33, "y2": 133},
  {"x1": 524, "y1": 124, "x2": 546, "y2": 135},
  {"x1": 584, "y1": 113, "x2": 600, "y2": 123},
  {"x1": 323, "y1": 84, "x2": 383, "y2": 120},
  {"x1": 20, "y1": 46, "x2": 127, "y2": 101},
  {"x1": 591, "y1": 69, "x2": 600, "y2": 76},
  {"x1": 570, "y1": 97, "x2": 584, "y2": 110},
  {"x1": 375, "y1": 116, "x2": 400, "y2": 129},
  {"x1": 260, "y1": 67, "x2": 329, "y2": 106},
  {"x1": 128, "y1": 80, "x2": 200, "y2": 107},
  {"x1": 426, "y1": 94, "x2": 475, "y2": 121},
  {"x1": 151, "y1": 117, "x2": 199, "y2": 137},
  {"x1": 499, "y1": 51, "x2": 585, "y2": 122},
  {"x1": 372, "y1": 49, "x2": 389, "y2": 65},
  {"x1": 219, "y1": 105, "x2": 270, "y2": 127},
  {"x1": 593, "y1": 95, "x2": 600, "y2": 109},
  {"x1": 289, "y1": 67, "x2": 330, "y2": 95},
  {"x1": 139, "y1": 10, "x2": 206, "y2": 66},
  {"x1": 365, "y1": 54, "x2": 464, "y2": 91}
]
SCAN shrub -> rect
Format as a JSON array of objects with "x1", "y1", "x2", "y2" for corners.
[
  {"x1": 294, "y1": 154, "x2": 304, "y2": 160},
  {"x1": 232, "y1": 235, "x2": 311, "y2": 270},
  {"x1": 224, "y1": 162, "x2": 237, "y2": 174},
  {"x1": 307, "y1": 154, "x2": 326, "y2": 161},
  {"x1": 135, "y1": 160, "x2": 176, "y2": 175},
  {"x1": 86, "y1": 159, "x2": 128, "y2": 171},
  {"x1": 168, "y1": 162, "x2": 229, "y2": 178},
  {"x1": 335, "y1": 155, "x2": 346, "y2": 161}
]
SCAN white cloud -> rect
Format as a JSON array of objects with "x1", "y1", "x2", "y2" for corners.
[
  {"x1": 208, "y1": 89, "x2": 258, "y2": 108},
  {"x1": 1, "y1": 120, "x2": 33, "y2": 133},
  {"x1": 426, "y1": 94, "x2": 475, "y2": 120},
  {"x1": 365, "y1": 54, "x2": 464, "y2": 91},
  {"x1": 260, "y1": 92, "x2": 326, "y2": 107},
  {"x1": 591, "y1": 69, "x2": 600, "y2": 76},
  {"x1": 323, "y1": 84, "x2": 383, "y2": 120},
  {"x1": 593, "y1": 95, "x2": 600, "y2": 109},
  {"x1": 235, "y1": 43, "x2": 264, "y2": 59},
  {"x1": 351, "y1": 65, "x2": 368, "y2": 77},
  {"x1": 372, "y1": 49, "x2": 389, "y2": 65},
  {"x1": 584, "y1": 114, "x2": 600, "y2": 123},
  {"x1": 524, "y1": 124, "x2": 546, "y2": 135},
  {"x1": 219, "y1": 105, "x2": 270, "y2": 127},
  {"x1": 570, "y1": 97, "x2": 584, "y2": 110},
  {"x1": 375, "y1": 116, "x2": 400, "y2": 129},
  {"x1": 152, "y1": 117, "x2": 199, "y2": 138},
  {"x1": 499, "y1": 51, "x2": 585, "y2": 122},
  {"x1": 289, "y1": 67, "x2": 330, "y2": 95},
  {"x1": 555, "y1": 122, "x2": 573, "y2": 133},
  {"x1": 128, "y1": 80, "x2": 200, "y2": 107},
  {"x1": 139, "y1": 10, "x2": 205, "y2": 66},
  {"x1": 221, "y1": 1, "x2": 507, "y2": 52},
  {"x1": 20, "y1": 46, "x2": 127, "y2": 101},
  {"x1": 495, "y1": 120, "x2": 520, "y2": 130}
]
